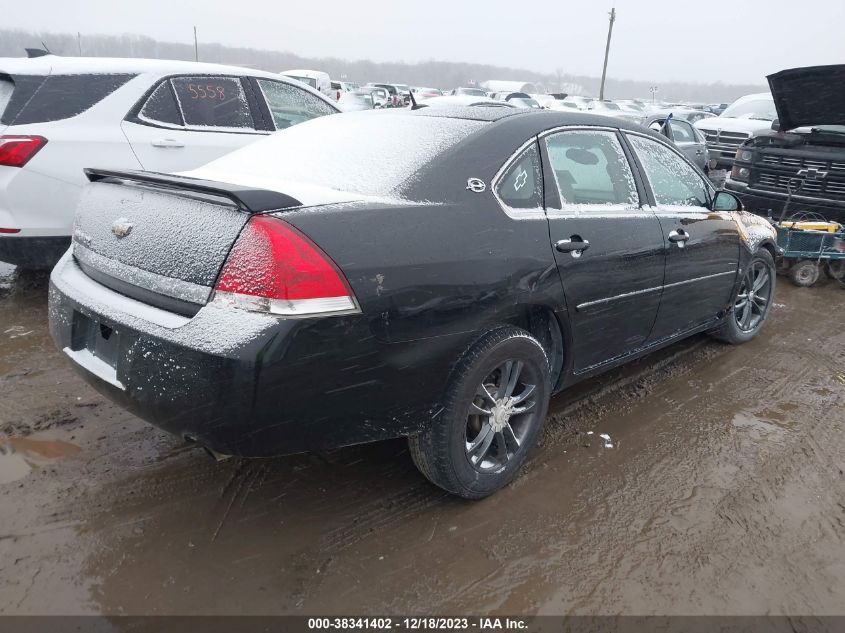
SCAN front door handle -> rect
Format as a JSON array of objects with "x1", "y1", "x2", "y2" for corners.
[
  {"x1": 555, "y1": 237, "x2": 590, "y2": 257},
  {"x1": 151, "y1": 138, "x2": 185, "y2": 148},
  {"x1": 668, "y1": 229, "x2": 690, "y2": 246}
]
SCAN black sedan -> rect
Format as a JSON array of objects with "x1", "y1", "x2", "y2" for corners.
[{"x1": 49, "y1": 108, "x2": 777, "y2": 499}]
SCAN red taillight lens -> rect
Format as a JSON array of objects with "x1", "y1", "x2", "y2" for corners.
[
  {"x1": 0, "y1": 135, "x2": 48, "y2": 168},
  {"x1": 213, "y1": 215, "x2": 358, "y2": 317}
]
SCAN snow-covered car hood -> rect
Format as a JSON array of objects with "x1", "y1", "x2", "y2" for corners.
[
  {"x1": 767, "y1": 64, "x2": 845, "y2": 131},
  {"x1": 694, "y1": 116, "x2": 772, "y2": 135}
]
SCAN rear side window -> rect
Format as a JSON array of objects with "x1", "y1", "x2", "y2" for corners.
[
  {"x1": 170, "y1": 76, "x2": 253, "y2": 129},
  {"x1": 256, "y1": 79, "x2": 336, "y2": 130},
  {"x1": 495, "y1": 143, "x2": 543, "y2": 211},
  {"x1": 545, "y1": 130, "x2": 638, "y2": 207},
  {"x1": 8, "y1": 74, "x2": 135, "y2": 125},
  {"x1": 138, "y1": 81, "x2": 183, "y2": 126}
]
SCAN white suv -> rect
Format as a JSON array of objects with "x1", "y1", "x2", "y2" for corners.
[{"x1": 0, "y1": 55, "x2": 338, "y2": 269}]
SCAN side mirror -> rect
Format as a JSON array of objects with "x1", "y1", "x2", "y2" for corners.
[
  {"x1": 713, "y1": 190, "x2": 743, "y2": 212},
  {"x1": 771, "y1": 118, "x2": 780, "y2": 132}
]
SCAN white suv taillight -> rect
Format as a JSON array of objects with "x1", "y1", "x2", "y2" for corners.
[
  {"x1": 212, "y1": 215, "x2": 359, "y2": 317},
  {"x1": 0, "y1": 135, "x2": 48, "y2": 167}
]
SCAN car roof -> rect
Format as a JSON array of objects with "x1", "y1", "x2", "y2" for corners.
[
  {"x1": 0, "y1": 55, "x2": 282, "y2": 79},
  {"x1": 397, "y1": 107, "x2": 653, "y2": 133}
]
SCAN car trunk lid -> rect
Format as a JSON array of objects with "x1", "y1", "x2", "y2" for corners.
[
  {"x1": 72, "y1": 169, "x2": 307, "y2": 316},
  {"x1": 768, "y1": 64, "x2": 845, "y2": 131}
]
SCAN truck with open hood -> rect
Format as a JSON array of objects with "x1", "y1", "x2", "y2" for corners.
[{"x1": 725, "y1": 64, "x2": 845, "y2": 224}]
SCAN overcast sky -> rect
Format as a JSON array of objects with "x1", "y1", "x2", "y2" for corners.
[{"x1": 3, "y1": 0, "x2": 843, "y2": 84}]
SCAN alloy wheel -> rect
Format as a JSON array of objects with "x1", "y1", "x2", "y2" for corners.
[
  {"x1": 465, "y1": 360, "x2": 538, "y2": 472},
  {"x1": 734, "y1": 260, "x2": 773, "y2": 332}
]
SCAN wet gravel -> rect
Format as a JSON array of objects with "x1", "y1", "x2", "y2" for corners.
[{"x1": 0, "y1": 261, "x2": 843, "y2": 615}]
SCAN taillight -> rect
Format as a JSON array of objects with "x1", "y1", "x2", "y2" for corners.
[
  {"x1": 0, "y1": 136, "x2": 48, "y2": 167},
  {"x1": 212, "y1": 215, "x2": 358, "y2": 317}
]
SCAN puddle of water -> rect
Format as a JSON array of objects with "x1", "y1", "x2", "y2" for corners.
[
  {"x1": 731, "y1": 411, "x2": 787, "y2": 442},
  {"x1": 0, "y1": 437, "x2": 81, "y2": 485}
]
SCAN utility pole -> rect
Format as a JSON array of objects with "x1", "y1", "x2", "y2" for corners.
[
  {"x1": 193, "y1": 26, "x2": 199, "y2": 61},
  {"x1": 598, "y1": 7, "x2": 616, "y2": 101},
  {"x1": 77, "y1": 32, "x2": 82, "y2": 56}
]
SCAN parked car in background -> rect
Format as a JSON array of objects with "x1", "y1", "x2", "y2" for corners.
[
  {"x1": 695, "y1": 93, "x2": 777, "y2": 170},
  {"x1": 644, "y1": 114, "x2": 709, "y2": 170},
  {"x1": 648, "y1": 107, "x2": 714, "y2": 124},
  {"x1": 330, "y1": 80, "x2": 359, "y2": 101},
  {"x1": 0, "y1": 55, "x2": 338, "y2": 269},
  {"x1": 587, "y1": 99, "x2": 640, "y2": 124},
  {"x1": 50, "y1": 108, "x2": 776, "y2": 499},
  {"x1": 710, "y1": 103, "x2": 729, "y2": 116},
  {"x1": 563, "y1": 95, "x2": 592, "y2": 110},
  {"x1": 545, "y1": 100, "x2": 580, "y2": 112},
  {"x1": 412, "y1": 87, "x2": 443, "y2": 99},
  {"x1": 337, "y1": 91, "x2": 375, "y2": 111},
  {"x1": 393, "y1": 84, "x2": 412, "y2": 105},
  {"x1": 368, "y1": 83, "x2": 404, "y2": 107},
  {"x1": 495, "y1": 92, "x2": 541, "y2": 108},
  {"x1": 450, "y1": 87, "x2": 487, "y2": 97},
  {"x1": 419, "y1": 95, "x2": 516, "y2": 109},
  {"x1": 281, "y1": 69, "x2": 332, "y2": 97},
  {"x1": 726, "y1": 64, "x2": 845, "y2": 225},
  {"x1": 358, "y1": 85, "x2": 390, "y2": 108}
]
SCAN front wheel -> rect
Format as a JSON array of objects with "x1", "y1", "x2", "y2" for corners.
[
  {"x1": 409, "y1": 327, "x2": 550, "y2": 499},
  {"x1": 710, "y1": 249, "x2": 775, "y2": 345}
]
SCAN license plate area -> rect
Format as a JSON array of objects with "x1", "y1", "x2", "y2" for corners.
[{"x1": 64, "y1": 312, "x2": 125, "y2": 390}]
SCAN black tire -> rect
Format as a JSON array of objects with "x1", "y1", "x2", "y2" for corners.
[
  {"x1": 408, "y1": 327, "x2": 550, "y2": 499},
  {"x1": 788, "y1": 259, "x2": 820, "y2": 287},
  {"x1": 710, "y1": 249, "x2": 776, "y2": 345}
]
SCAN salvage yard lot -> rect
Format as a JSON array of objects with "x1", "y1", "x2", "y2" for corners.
[{"x1": 1, "y1": 263, "x2": 843, "y2": 615}]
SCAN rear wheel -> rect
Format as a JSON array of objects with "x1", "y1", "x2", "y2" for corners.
[
  {"x1": 711, "y1": 249, "x2": 775, "y2": 345},
  {"x1": 409, "y1": 327, "x2": 550, "y2": 499},
  {"x1": 788, "y1": 259, "x2": 820, "y2": 287}
]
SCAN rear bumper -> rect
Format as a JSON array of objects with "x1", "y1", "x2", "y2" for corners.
[
  {"x1": 48, "y1": 251, "x2": 452, "y2": 457},
  {"x1": 0, "y1": 235, "x2": 71, "y2": 268},
  {"x1": 726, "y1": 181, "x2": 845, "y2": 224}
]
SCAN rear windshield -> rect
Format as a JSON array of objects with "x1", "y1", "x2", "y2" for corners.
[
  {"x1": 1, "y1": 73, "x2": 135, "y2": 125},
  {"x1": 198, "y1": 112, "x2": 485, "y2": 197}
]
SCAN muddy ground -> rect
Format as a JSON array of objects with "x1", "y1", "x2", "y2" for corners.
[{"x1": 0, "y1": 261, "x2": 843, "y2": 616}]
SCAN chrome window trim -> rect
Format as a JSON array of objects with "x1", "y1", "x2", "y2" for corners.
[{"x1": 576, "y1": 270, "x2": 736, "y2": 311}]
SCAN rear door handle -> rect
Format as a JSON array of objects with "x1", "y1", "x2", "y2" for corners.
[
  {"x1": 151, "y1": 138, "x2": 185, "y2": 148},
  {"x1": 668, "y1": 229, "x2": 690, "y2": 245},
  {"x1": 555, "y1": 237, "x2": 590, "y2": 257}
]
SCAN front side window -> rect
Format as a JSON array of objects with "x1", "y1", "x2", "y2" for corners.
[
  {"x1": 495, "y1": 143, "x2": 543, "y2": 211},
  {"x1": 170, "y1": 76, "x2": 253, "y2": 129},
  {"x1": 627, "y1": 135, "x2": 709, "y2": 208},
  {"x1": 256, "y1": 79, "x2": 336, "y2": 130},
  {"x1": 544, "y1": 130, "x2": 638, "y2": 208}
]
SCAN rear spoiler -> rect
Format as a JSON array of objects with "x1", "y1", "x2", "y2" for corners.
[{"x1": 84, "y1": 168, "x2": 303, "y2": 213}]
